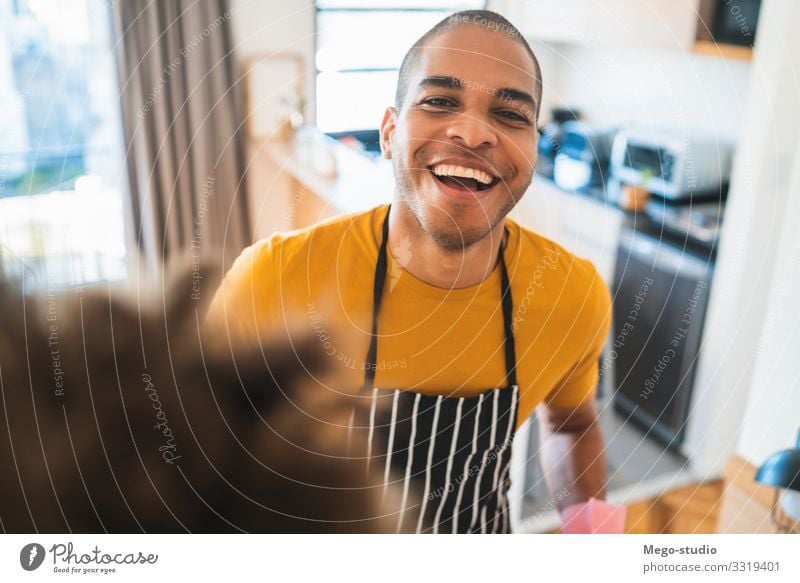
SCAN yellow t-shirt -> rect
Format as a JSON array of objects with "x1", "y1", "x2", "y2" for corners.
[{"x1": 206, "y1": 204, "x2": 611, "y2": 429}]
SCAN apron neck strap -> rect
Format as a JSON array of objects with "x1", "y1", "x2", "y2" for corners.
[{"x1": 363, "y1": 204, "x2": 517, "y2": 391}]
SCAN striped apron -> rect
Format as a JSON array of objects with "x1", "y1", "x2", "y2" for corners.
[{"x1": 361, "y1": 206, "x2": 520, "y2": 534}]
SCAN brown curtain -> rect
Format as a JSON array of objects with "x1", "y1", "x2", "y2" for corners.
[{"x1": 113, "y1": 0, "x2": 250, "y2": 274}]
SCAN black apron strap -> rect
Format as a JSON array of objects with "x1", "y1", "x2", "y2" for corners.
[
  {"x1": 363, "y1": 204, "x2": 392, "y2": 391},
  {"x1": 498, "y1": 236, "x2": 518, "y2": 388},
  {"x1": 363, "y1": 205, "x2": 517, "y2": 391}
]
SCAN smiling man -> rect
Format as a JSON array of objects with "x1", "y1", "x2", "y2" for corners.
[{"x1": 207, "y1": 10, "x2": 611, "y2": 534}]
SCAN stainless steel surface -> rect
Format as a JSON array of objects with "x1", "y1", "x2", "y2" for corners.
[{"x1": 610, "y1": 128, "x2": 733, "y2": 200}]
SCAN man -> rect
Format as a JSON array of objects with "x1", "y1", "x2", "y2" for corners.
[{"x1": 207, "y1": 10, "x2": 611, "y2": 534}]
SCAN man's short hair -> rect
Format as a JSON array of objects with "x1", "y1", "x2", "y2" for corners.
[{"x1": 394, "y1": 10, "x2": 543, "y2": 121}]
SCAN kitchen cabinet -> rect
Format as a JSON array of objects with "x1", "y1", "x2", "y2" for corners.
[
  {"x1": 511, "y1": 176, "x2": 624, "y2": 287},
  {"x1": 693, "y1": 0, "x2": 759, "y2": 61},
  {"x1": 490, "y1": 0, "x2": 701, "y2": 51}
]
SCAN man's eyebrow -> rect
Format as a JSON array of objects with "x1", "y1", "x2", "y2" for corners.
[
  {"x1": 495, "y1": 87, "x2": 536, "y2": 108},
  {"x1": 414, "y1": 77, "x2": 538, "y2": 114},
  {"x1": 416, "y1": 76, "x2": 463, "y2": 92}
]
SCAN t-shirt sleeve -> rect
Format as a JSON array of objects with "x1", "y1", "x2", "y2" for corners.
[
  {"x1": 544, "y1": 267, "x2": 612, "y2": 409},
  {"x1": 204, "y1": 236, "x2": 279, "y2": 343}
]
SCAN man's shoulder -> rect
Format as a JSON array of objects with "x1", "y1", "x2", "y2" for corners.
[{"x1": 243, "y1": 205, "x2": 384, "y2": 267}]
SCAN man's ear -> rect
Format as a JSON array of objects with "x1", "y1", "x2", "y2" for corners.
[{"x1": 379, "y1": 106, "x2": 398, "y2": 160}]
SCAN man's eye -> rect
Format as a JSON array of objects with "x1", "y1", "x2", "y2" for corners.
[
  {"x1": 422, "y1": 97, "x2": 455, "y2": 107},
  {"x1": 497, "y1": 110, "x2": 529, "y2": 123}
]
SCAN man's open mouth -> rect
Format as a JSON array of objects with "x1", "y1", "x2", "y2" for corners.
[{"x1": 428, "y1": 163, "x2": 500, "y2": 193}]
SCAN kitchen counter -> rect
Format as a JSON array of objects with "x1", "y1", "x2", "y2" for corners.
[{"x1": 263, "y1": 129, "x2": 392, "y2": 224}]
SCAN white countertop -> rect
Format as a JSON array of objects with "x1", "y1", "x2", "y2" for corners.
[{"x1": 264, "y1": 128, "x2": 393, "y2": 213}]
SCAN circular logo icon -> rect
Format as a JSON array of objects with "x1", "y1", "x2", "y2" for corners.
[{"x1": 20, "y1": 543, "x2": 46, "y2": 571}]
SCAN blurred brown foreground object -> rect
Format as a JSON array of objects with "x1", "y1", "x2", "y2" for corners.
[{"x1": 0, "y1": 269, "x2": 400, "y2": 533}]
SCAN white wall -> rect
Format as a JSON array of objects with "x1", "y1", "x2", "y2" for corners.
[
  {"x1": 685, "y1": 0, "x2": 800, "y2": 475},
  {"x1": 231, "y1": 0, "x2": 315, "y2": 115},
  {"x1": 737, "y1": 139, "x2": 800, "y2": 465},
  {"x1": 230, "y1": 0, "x2": 316, "y2": 240},
  {"x1": 534, "y1": 43, "x2": 751, "y2": 143},
  {"x1": 734, "y1": 0, "x2": 800, "y2": 462}
]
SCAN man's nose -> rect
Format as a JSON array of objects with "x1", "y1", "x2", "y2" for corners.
[{"x1": 445, "y1": 112, "x2": 498, "y2": 150}]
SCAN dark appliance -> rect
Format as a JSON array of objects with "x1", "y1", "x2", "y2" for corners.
[
  {"x1": 611, "y1": 217, "x2": 715, "y2": 449},
  {"x1": 327, "y1": 129, "x2": 381, "y2": 153}
]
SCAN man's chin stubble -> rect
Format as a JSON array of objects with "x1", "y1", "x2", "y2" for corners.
[
  {"x1": 428, "y1": 227, "x2": 493, "y2": 252},
  {"x1": 394, "y1": 169, "x2": 523, "y2": 251},
  {"x1": 415, "y1": 200, "x2": 515, "y2": 252}
]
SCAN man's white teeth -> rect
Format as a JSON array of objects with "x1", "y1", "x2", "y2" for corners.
[{"x1": 431, "y1": 164, "x2": 493, "y2": 185}]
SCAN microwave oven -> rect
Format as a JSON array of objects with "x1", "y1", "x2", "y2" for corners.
[{"x1": 610, "y1": 130, "x2": 733, "y2": 200}]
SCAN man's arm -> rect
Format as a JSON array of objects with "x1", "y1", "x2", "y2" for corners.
[{"x1": 538, "y1": 398, "x2": 607, "y2": 513}]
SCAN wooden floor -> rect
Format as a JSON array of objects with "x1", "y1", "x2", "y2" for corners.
[{"x1": 624, "y1": 480, "x2": 723, "y2": 534}]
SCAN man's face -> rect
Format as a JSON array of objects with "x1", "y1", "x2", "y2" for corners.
[{"x1": 381, "y1": 25, "x2": 540, "y2": 250}]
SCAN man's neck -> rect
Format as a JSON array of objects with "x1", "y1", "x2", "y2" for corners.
[{"x1": 386, "y1": 202, "x2": 507, "y2": 289}]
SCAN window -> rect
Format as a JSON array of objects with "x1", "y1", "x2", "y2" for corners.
[
  {"x1": 0, "y1": 0, "x2": 129, "y2": 290},
  {"x1": 314, "y1": 1, "x2": 486, "y2": 138}
]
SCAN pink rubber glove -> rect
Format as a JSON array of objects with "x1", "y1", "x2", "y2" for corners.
[{"x1": 560, "y1": 497, "x2": 627, "y2": 533}]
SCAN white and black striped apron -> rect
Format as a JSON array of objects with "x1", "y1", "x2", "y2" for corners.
[{"x1": 361, "y1": 206, "x2": 520, "y2": 534}]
